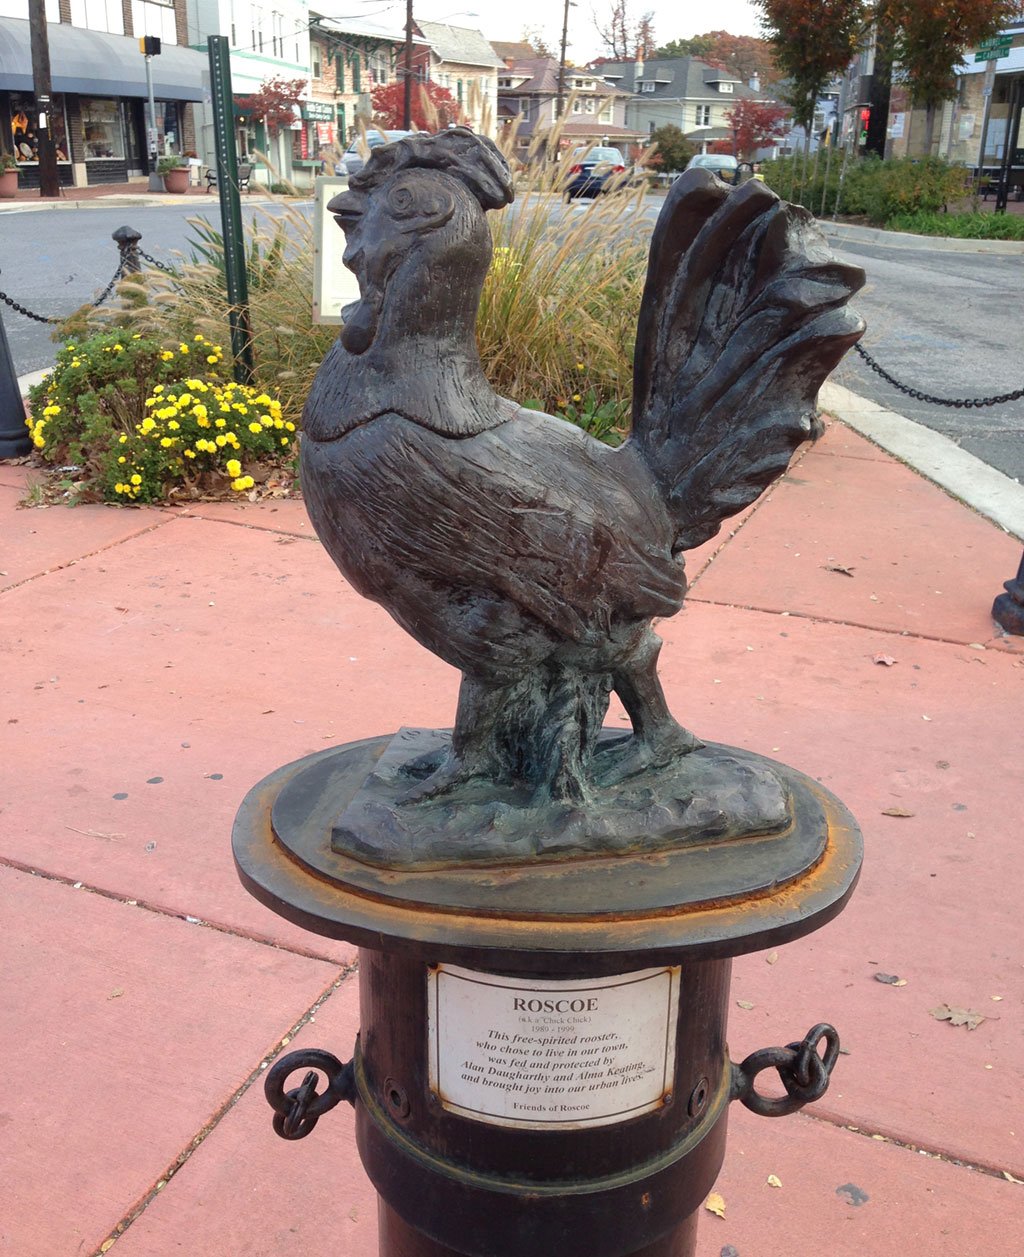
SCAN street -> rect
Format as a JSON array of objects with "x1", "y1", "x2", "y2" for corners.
[{"x1": 3, "y1": 200, "x2": 1023, "y2": 482}]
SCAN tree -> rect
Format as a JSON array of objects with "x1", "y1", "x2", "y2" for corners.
[
  {"x1": 725, "y1": 98, "x2": 790, "y2": 156},
  {"x1": 595, "y1": 1, "x2": 656, "y2": 60},
  {"x1": 371, "y1": 80, "x2": 463, "y2": 131},
  {"x1": 755, "y1": 1, "x2": 865, "y2": 145},
  {"x1": 648, "y1": 124, "x2": 694, "y2": 170},
  {"x1": 654, "y1": 32, "x2": 777, "y2": 83},
  {"x1": 885, "y1": 0, "x2": 1023, "y2": 150},
  {"x1": 235, "y1": 77, "x2": 307, "y2": 136}
]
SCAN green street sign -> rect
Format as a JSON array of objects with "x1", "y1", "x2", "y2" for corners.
[{"x1": 975, "y1": 45, "x2": 1012, "y2": 63}]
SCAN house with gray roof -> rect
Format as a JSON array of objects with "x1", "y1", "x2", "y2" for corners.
[
  {"x1": 594, "y1": 56, "x2": 776, "y2": 152},
  {"x1": 495, "y1": 56, "x2": 643, "y2": 160},
  {"x1": 414, "y1": 21, "x2": 503, "y2": 137}
]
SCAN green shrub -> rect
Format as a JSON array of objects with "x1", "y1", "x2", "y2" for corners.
[
  {"x1": 885, "y1": 210, "x2": 1024, "y2": 240},
  {"x1": 858, "y1": 156, "x2": 970, "y2": 225},
  {"x1": 26, "y1": 330, "x2": 291, "y2": 503}
]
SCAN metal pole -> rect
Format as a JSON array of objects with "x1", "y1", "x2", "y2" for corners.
[
  {"x1": 992, "y1": 549, "x2": 1024, "y2": 635},
  {"x1": 112, "y1": 225, "x2": 142, "y2": 275},
  {"x1": 975, "y1": 59, "x2": 997, "y2": 195},
  {"x1": 145, "y1": 54, "x2": 162, "y2": 192},
  {"x1": 995, "y1": 75, "x2": 1020, "y2": 212},
  {"x1": 403, "y1": 0, "x2": 414, "y2": 131},
  {"x1": 555, "y1": 0, "x2": 570, "y2": 123},
  {"x1": 0, "y1": 306, "x2": 30, "y2": 458},
  {"x1": 207, "y1": 36, "x2": 254, "y2": 383}
]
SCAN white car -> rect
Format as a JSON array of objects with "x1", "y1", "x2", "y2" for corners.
[
  {"x1": 335, "y1": 129, "x2": 416, "y2": 177},
  {"x1": 685, "y1": 153, "x2": 739, "y2": 185}
]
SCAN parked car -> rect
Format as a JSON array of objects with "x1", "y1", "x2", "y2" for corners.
[
  {"x1": 685, "y1": 153, "x2": 739, "y2": 185},
  {"x1": 564, "y1": 146, "x2": 628, "y2": 200},
  {"x1": 335, "y1": 129, "x2": 415, "y2": 177}
]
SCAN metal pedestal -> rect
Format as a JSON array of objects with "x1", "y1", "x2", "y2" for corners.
[{"x1": 234, "y1": 735, "x2": 862, "y2": 1257}]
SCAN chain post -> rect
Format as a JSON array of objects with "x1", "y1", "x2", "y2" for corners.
[
  {"x1": 0, "y1": 304, "x2": 30, "y2": 458},
  {"x1": 112, "y1": 226, "x2": 143, "y2": 275}
]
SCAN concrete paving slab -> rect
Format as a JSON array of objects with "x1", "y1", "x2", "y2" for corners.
[
  {"x1": 174, "y1": 498, "x2": 315, "y2": 537},
  {"x1": 0, "y1": 514, "x2": 456, "y2": 956},
  {"x1": 1, "y1": 491, "x2": 176, "y2": 591},
  {"x1": 0, "y1": 460, "x2": 34, "y2": 490},
  {"x1": 0, "y1": 864, "x2": 343, "y2": 1257},
  {"x1": 106, "y1": 971, "x2": 1023, "y2": 1256},
  {"x1": 689, "y1": 440, "x2": 1023, "y2": 645},
  {"x1": 651, "y1": 601, "x2": 1023, "y2": 1173}
]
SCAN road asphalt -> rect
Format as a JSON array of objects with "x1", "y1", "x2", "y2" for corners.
[{"x1": 3, "y1": 185, "x2": 1023, "y2": 1257}]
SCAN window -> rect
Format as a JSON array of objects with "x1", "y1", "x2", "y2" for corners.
[
  {"x1": 70, "y1": 0, "x2": 123, "y2": 35},
  {"x1": 695, "y1": 104, "x2": 711, "y2": 126},
  {"x1": 572, "y1": 98, "x2": 595, "y2": 114},
  {"x1": 80, "y1": 98, "x2": 125, "y2": 159},
  {"x1": 131, "y1": 0, "x2": 177, "y2": 47},
  {"x1": 370, "y1": 52, "x2": 388, "y2": 86},
  {"x1": 498, "y1": 77, "x2": 512, "y2": 88},
  {"x1": 351, "y1": 54, "x2": 361, "y2": 93},
  {"x1": 640, "y1": 81, "x2": 655, "y2": 93},
  {"x1": 719, "y1": 82, "x2": 733, "y2": 93},
  {"x1": 313, "y1": 54, "x2": 322, "y2": 80}
]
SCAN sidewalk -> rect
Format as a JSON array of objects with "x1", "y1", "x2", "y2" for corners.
[
  {"x1": 2, "y1": 404, "x2": 1023, "y2": 1255},
  {"x1": 0, "y1": 175, "x2": 285, "y2": 213}
]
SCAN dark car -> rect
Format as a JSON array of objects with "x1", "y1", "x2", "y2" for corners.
[
  {"x1": 684, "y1": 153, "x2": 739, "y2": 185},
  {"x1": 564, "y1": 146, "x2": 628, "y2": 200},
  {"x1": 335, "y1": 129, "x2": 416, "y2": 177}
]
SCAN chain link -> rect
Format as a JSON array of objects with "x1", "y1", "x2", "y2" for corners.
[
  {"x1": 732, "y1": 1023, "x2": 840, "y2": 1118},
  {"x1": 138, "y1": 248, "x2": 177, "y2": 275},
  {"x1": 0, "y1": 257, "x2": 126, "y2": 325},
  {"x1": 854, "y1": 342, "x2": 1024, "y2": 409},
  {"x1": 264, "y1": 1047, "x2": 356, "y2": 1141}
]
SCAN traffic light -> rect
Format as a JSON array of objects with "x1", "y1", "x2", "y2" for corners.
[
  {"x1": 859, "y1": 107, "x2": 870, "y2": 145},
  {"x1": 139, "y1": 36, "x2": 161, "y2": 56}
]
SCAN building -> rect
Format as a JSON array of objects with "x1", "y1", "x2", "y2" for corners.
[
  {"x1": 495, "y1": 55, "x2": 640, "y2": 161},
  {"x1": 413, "y1": 20, "x2": 501, "y2": 137},
  {"x1": 0, "y1": 0, "x2": 206, "y2": 189},
  {"x1": 185, "y1": 0, "x2": 310, "y2": 186},
  {"x1": 594, "y1": 56, "x2": 769, "y2": 154}
]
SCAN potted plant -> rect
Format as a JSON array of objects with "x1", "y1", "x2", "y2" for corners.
[
  {"x1": 157, "y1": 155, "x2": 189, "y2": 194},
  {"x1": 0, "y1": 151, "x2": 19, "y2": 199}
]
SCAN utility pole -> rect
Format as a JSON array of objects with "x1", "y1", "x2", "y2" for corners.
[
  {"x1": 140, "y1": 37, "x2": 163, "y2": 191},
  {"x1": 27, "y1": 0, "x2": 59, "y2": 197},
  {"x1": 555, "y1": 0, "x2": 571, "y2": 123},
  {"x1": 404, "y1": 0, "x2": 414, "y2": 130}
]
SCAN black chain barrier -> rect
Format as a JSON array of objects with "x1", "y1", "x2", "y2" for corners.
[
  {"x1": 0, "y1": 241, "x2": 177, "y2": 325},
  {"x1": 854, "y1": 342, "x2": 1024, "y2": 409},
  {"x1": 731, "y1": 1023, "x2": 840, "y2": 1118}
]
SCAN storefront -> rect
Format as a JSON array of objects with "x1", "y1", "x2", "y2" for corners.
[
  {"x1": 0, "y1": 16, "x2": 206, "y2": 188},
  {"x1": 295, "y1": 99, "x2": 337, "y2": 177}
]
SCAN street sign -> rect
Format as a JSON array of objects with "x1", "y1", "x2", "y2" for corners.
[
  {"x1": 978, "y1": 34, "x2": 1013, "y2": 51},
  {"x1": 975, "y1": 36, "x2": 1013, "y2": 62}
]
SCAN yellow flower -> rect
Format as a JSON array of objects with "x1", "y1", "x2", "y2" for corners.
[
  {"x1": 130, "y1": 474, "x2": 142, "y2": 486},
  {"x1": 215, "y1": 417, "x2": 226, "y2": 428},
  {"x1": 280, "y1": 436, "x2": 289, "y2": 446},
  {"x1": 231, "y1": 475, "x2": 255, "y2": 492},
  {"x1": 273, "y1": 417, "x2": 284, "y2": 429},
  {"x1": 132, "y1": 333, "x2": 141, "y2": 339},
  {"x1": 179, "y1": 343, "x2": 190, "y2": 354},
  {"x1": 248, "y1": 422, "x2": 262, "y2": 434},
  {"x1": 160, "y1": 351, "x2": 174, "y2": 361},
  {"x1": 284, "y1": 421, "x2": 296, "y2": 432},
  {"x1": 140, "y1": 417, "x2": 156, "y2": 434},
  {"x1": 225, "y1": 458, "x2": 242, "y2": 477},
  {"x1": 160, "y1": 437, "x2": 174, "y2": 448},
  {"x1": 206, "y1": 354, "x2": 218, "y2": 364},
  {"x1": 70, "y1": 358, "x2": 81, "y2": 368},
  {"x1": 153, "y1": 385, "x2": 164, "y2": 394},
  {"x1": 197, "y1": 416, "x2": 210, "y2": 428},
  {"x1": 42, "y1": 403, "x2": 61, "y2": 416},
  {"x1": 114, "y1": 483, "x2": 125, "y2": 494},
  {"x1": 573, "y1": 393, "x2": 581, "y2": 402},
  {"x1": 113, "y1": 343, "x2": 123, "y2": 352},
  {"x1": 192, "y1": 405, "x2": 207, "y2": 420},
  {"x1": 118, "y1": 456, "x2": 127, "y2": 464},
  {"x1": 215, "y1": 434, "x2": 227, "y2": 446},
  {"x1": 168, "y1": 419, "x2": 180, "y2": 431},
  {"x1": 260, "y1": 415, "x2": 273, "y2": 427},
  {"x1": 184, "y1": 448, "x2": 196, "y2": 459},
  {"x1": 118, "y1": 433, "x2": 128, "y2": 444},
  {"x1": 194, "y1": 333, "x2": 204, "y2": 342},
  {"x1": 178, "y1": 393, "x2": 192, "y2": 407}
]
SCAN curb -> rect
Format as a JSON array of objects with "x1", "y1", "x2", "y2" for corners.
[
  {"x1": 0, "y1": 193, "x2": 290, "y2": 214},
  {"x1": 816, "y1": 218, "x2": 1024, "y2": 255},
  {"x1": 819, "y1": 381, "x2": 1024, "y2": 541}
]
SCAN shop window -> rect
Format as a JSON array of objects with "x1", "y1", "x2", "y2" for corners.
[
  {"x1": 131, "y1": 0, "x2": 177, "y2": 46},
  {"x1": 81, "y1": 98, "x2": 125, "y2": 160},
  {"x1": 69, "y1": 0, "x2": 123, "y2": 35},
  {"x1": 9, "y1": 90, "x2": 70, "y2": 162}
]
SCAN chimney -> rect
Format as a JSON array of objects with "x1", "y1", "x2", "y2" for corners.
[
  {"x1": 749, "y1": 73, "x2": 760, "y2": 92},
  {"x1": 635, "y1": 42, "x2": 644, "y2": 86},
  {"x1": 506, "y1": 57, "x2": 515, "y2": 70}
]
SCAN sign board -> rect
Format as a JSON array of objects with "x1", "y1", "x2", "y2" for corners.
[
  {"x1": 427, "y1": 963, "x2": 681, "y2": 1130},
  {"x1": 302, "y1": 101, "x2": 336, "y2": 122},
  {"x1": 313, "y1": 175, "x2": 360, "y2": 324},
  {"x1": 975, "y1": 39, "x2": 1013, "y2": 63},
  {"x1": 977, "y1": 34, "x2": 1014, "y2": 52}
]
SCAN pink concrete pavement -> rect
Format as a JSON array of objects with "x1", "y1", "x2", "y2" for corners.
[{"x1": 1, "y1": 421, "x2": 1022, "y2": 1257}]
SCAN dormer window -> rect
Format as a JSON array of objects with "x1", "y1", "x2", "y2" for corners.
[
  {"x1": 640, "y1": 81, "x2": 655, "y2": 92},
  {"x1": 719, "y1": 82, "x2": 734, "y2": 93},
  {"x1": 498, "y1": 77, "x2": 513, "y2": 87}
]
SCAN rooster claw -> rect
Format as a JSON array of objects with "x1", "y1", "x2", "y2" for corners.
[
  {"x1": 398, "y1": 753, "x2": 487, "y2": 804},
  {"x1": 594, "y1": 726, "x2": 704, "y2": 787}
]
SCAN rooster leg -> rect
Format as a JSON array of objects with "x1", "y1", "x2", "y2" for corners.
[
  {"x1": 400, "y1": 676, "x2": 506, "y2": 803},
  {"x1": 598, "y1": 634, "x2": 703, "y2": 784}
]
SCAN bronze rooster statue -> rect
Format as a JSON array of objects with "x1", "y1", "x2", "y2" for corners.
[{"x1": 302, "y1": 128, "x2": 864, "y2": 823}]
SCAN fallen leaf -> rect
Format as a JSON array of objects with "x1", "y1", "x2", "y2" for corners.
[
  {"x1": 767, "y1": 1174, "x2": 782, "y2": 1188},
  {"x1": 881, "y1": 807, "x2": 914, "y2": 818},
  {"x1": 704, "y1": 1191, "x2": 726, "y2": 1219},
  {"x1": 823, "y1": 563, "x2": 856, "y2": 576},
  {"x1": 874, "y1": 973, "x2": 907, "y2": 986},
  {"x1": 735, "y1": 999, "x2": 755, "y2": 1010},
  {"x1": 108, "y1": 987, "x2": 124, "y2": 999},
  {"x1": 991, "y1": 995, "x2": 1003, "y2": 1002},
  {"x1": 930, "y1": 1004, "x2": 986, "y2": 1031},
  {"x1": 765, "y1": 951, "x2": 779, "y2": 965},
  {"x1": 873, "y1": 654, "x2": 897, "y2": 666},
  {"x1": 1004, "y1": 1171, "x2": 1024, "y2": 1184}
]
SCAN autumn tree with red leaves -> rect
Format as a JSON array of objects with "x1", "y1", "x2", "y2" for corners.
[
  {"x1": 725, "y1": 98, "x2": 790, "y2": 157},
  {"x1": 235, "y1": 77, "x2": 307, "y2": 136},
  {"x1": 371, "y1": 80, "x2": 463, "y2": 131},
  {"x1": 595, "y1": 1, "x2": 657, "y2": 60},
  {"x1": 656, "y1": 31, "x2": 776, "y2": 84}
]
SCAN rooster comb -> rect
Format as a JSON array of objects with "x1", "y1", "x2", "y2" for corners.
[{"x1": 350, "y1": 127, "x2": 515, "y2": 211}]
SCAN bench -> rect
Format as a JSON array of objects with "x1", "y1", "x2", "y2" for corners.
[{"x1": 205, "y1": 162, "x2": 252, "y2": 193}]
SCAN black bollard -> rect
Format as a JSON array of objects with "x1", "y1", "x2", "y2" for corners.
[
  {"x1": 111, "y1": 225, "x2": 142, "y2": 275},
  {"x1": 0, "y1": 306, "x2": 30, "y2": 458},
  {"x1": 992, "y1": 548, "x2": 1024, "y2": 635}
]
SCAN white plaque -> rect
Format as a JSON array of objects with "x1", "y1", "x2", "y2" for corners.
[
  {"x1": 313, "y1": 175, "x2": 361, "y2": 325},
  {"x1": 427, "y1": 964, "x2": 680, "y2": 1130}
]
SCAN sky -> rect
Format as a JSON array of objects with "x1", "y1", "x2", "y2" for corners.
[{"x1": 347, "y1": 2, "x2": 764, "y2": 62}]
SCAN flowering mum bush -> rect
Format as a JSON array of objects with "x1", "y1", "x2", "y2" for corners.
[{"x1": 26, "y1": 330, "x2": 291, "y2": 503}]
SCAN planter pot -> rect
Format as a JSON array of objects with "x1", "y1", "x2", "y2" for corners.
[
  {"x1": 161, "y1": 166, "x2": 189, "y2": 194},
  {"x1": 0, "y1": 168, "x2": 18, "y2": 199}
]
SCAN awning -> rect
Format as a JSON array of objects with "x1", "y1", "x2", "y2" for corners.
[{"x1": 0, "y1": 17, "x2": 208, "y2": 101}]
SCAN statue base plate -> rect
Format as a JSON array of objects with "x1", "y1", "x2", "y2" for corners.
[{"x1": 233, "y1": 734, "x2": 862, "y2": 972}]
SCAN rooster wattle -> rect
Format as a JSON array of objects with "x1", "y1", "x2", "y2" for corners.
[{"x1": 301, "y1": 128, "x2": 864, "y2": 816}]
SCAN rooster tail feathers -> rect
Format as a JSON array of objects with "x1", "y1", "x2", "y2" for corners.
[{"x1": 631, "y1": 169, "x2": 865, "y2": 553}]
